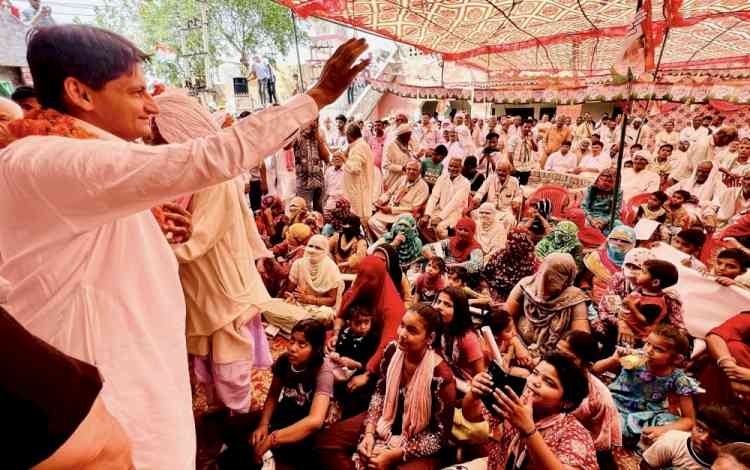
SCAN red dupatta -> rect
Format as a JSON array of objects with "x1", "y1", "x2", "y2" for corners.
[
  {"x1": 449, "y1": 217, "x2": 482, "y2": 262},
  {"x1": 338, "y1": 256, "x2": 406, "y2": 374}
]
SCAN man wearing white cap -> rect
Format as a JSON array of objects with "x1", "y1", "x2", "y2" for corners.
[
  {"x1": 413, "y1": 112, "x2": 440, "y2": 156},
  {"x1": 621, "y1": 151, "x2": 661, "y2": 200},
  {"x1": 625, "y1": 117, "x2": 650, "y2": 147},
  {"x1": 382, "y1": 123, "x2": 413, "y2": 190},
  {"x1": 655, "y1": 119, "x2": 680, "y2": 150}
]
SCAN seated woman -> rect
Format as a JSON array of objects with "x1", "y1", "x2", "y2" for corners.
[
  {"x1": 459, "y1": 351, "x2": 598, "y2": 470},
  {"x1": 504, "y1": 253, "x2": 589, "y2": 357},
  {"x1": 577, "y1": 168, "x2": 623, "y2": 236},
  {"x1": 422, "y1": 217, "x2": 484, "y2": 282},
  {"x1": 283, "y1": 197, "x2": 308, "y2": 237},
  {"x1": 373, "y1": 214, "x2": 423, "y2": 270},
  {"x1": 221, "y1": 319, "x2": 332, "y2": 470},
  {"x1": 262, "y1": 235, "x2": 344, "y2": 335},
  {"x1": 316, "y1": 304, "x2": 456, "y2": 470},
  {"x1": 434, "y1": 287, "x2": 485, "y2": 393},
  {"x1": 481, "y1": 228, "x2": 537, "y2": 302},
  {"x1": 701, "y1": 311, "x2": 750, "y2": 405},
  {"x1": 330, "y1": 257, "x2": 407, "y2": 399},
  {"x1": 535, "y1": 220, "x2": 584, "y2": 271},
  {"x1": 373, "y1": 244, "x2": 413, "y2": 304},
  {"x1": 473, "y1": 203, "x2": 508, "y2": 259},
  {"x1": 557, "y1": 331, "x2": 622, "y2": 468},
  {"x1": 329, "y1": 214, "x2": 368, "y2": 273},
  {"x1": 260, "y1": 222, "x2": 312, "y2": 297},
  {"x1": 256, "y1": 195, "x2": 288, "y2": 247},
  {"x1": 582, "y1": 224, "x2": 636, "y2": 306}
]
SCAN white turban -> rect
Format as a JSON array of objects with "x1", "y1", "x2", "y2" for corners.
[
  {"x1": 396, "y1": 123, "x2": 413, "y2": 136},
  {"x1": 154, "y1": 90, "x2": 221, "y2": 144}
]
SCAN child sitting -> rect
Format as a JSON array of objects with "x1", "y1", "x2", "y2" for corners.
[
  {"x1": 483, "y1": 306, "x2": 533, "y2": 371},
  {"x1": 666, "y1": 190, "x2": 692, "y2": 229},
  {"x1": 447, "y1": 266, "x2": 491, "y2": 306},
  {"x1": 711, "y1": 248, "x2": 750, "y2": 289},
  {"x1": 595, "y1": 324, "x2": 700, "y2": 448},
  {"x1": 671, "y1": 228, "x2": 707, "y2": 270},
  {"x1": 635, "y1": 191, "x2": 669, "y2": 224},
  {"x1": 641, "y1": 404, "x2": 750, "y2": 470},
  {"x1": 619, "y1": 259, "x2": 683, "y2": 346},
  {"x1": 558, "y1": 331, "x2": 622, "y2": 468},
  {"x1": 413, "y1": 257, "x2": 446, "y2": 305},
  {"x1": 329, "y1": 304, "x2": 378, "y2": 383}
]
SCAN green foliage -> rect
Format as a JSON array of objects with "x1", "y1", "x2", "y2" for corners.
[{"x1": 93, "y1": 0, "x2": 302, "y2": 85}]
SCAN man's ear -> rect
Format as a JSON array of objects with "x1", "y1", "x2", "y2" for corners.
[{"x1": 62, "y1": 77, "x2": 96, "y2": 113}]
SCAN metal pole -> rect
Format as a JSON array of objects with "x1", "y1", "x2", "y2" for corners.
[
  {"x1": 610, "y1": 75, "x2": 632, "y2": 230},
  {"x1": 291, "y1": 11, "x2": 305, "y2": 92}
]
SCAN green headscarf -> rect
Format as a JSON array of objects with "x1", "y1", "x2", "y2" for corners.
[
  {"x1": 382, "y1": 214, "x2": 423, "y2": 266},
  {"x1": 535, "y1": 221, "x2": 583, "y2": 267}
]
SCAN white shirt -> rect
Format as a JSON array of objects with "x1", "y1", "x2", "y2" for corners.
[
  {"x1": 544, "y1": 150, "x2": 577, "y2": 173},
  {"x1": 642, "y1": 431, "x2": 712, "y2": 470},
  {"x1": 655, "y1": 130, "x2": 680, "y2": 150},
  {"x1": 680, "y1": 125, "x2": 708, "y2": 144},
  {"x1": 621, "y1": 167, "x2": 661, "y2": 201},
  {"x1": 425, "y1": 173, "x2": 471, "y2": 220},
  {"x1": 324, "y1": 165, "x2": 345, "y2": 200},
  {"x1": 579, "y1": 152, "x2": 613, "y2": 174},
  {"x1": 326, "y1": 128, "x2": 347, "y2": 151},
  {"x1": 414, "y1": 124, "x2": 440, "y2": 151},
  {"x1": 0, "y1": 95, "x2": 317, "y2": 470}
]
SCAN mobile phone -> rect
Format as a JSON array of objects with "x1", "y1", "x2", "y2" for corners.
[{"x1": 480, "y1": 361, "x2": 527, "y2": 414}]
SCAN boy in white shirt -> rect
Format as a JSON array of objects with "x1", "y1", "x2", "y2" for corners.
[{"x1": 543, "y1": 140, "x2": 576, "y2": 173}]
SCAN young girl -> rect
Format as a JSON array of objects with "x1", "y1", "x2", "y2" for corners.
[
  {"x1": 413, "y1": 257, "x2": 446, "y2": 305},
  {"x1": 434, "y1": 287, "x2": 485, "y2": 392},
  {"x1": 595, "y1": 324, "x2": 700, "y2": 447},
  {"x1": 223, "y1": 319, "x2": 332, "y2": 469}
]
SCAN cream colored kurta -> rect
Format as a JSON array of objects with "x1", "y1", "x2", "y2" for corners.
[
  {"x1": 368, "y1": 176, "x2": 430, "y2": 237},
  {"x1": 425, "y1": 173, "x2": 471, "y2": 228},
  {"x1": 0, "y1": 95, "x2": 317, "y2": 470},
  {"x1": 343, "y1": 137, "x2": 375, "y2": 220},
  {"x1": 173, "y1": 178, "x2": 272, "y2": 363},
  {"x1": 382, "y1": 140, "x2": 411, "y2": 190}
]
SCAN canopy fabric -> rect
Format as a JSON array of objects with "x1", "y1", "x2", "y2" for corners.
[{"x1": 278, "y1": 0, "x2": 750, "y2": 78}]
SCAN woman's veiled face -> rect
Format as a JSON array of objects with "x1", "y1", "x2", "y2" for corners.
[
  {"x1": 539, "y1": 266, "x2": 568, "y2": 300},
  {"x1": 434, "y1": 292, "x2": 455, "y2": 325},
  {"x1": 608, "y1": 237, "x2": 633, "y2": 254},
  {"x1": 396, "y1": 310, "x2": 430, "y2": 354},
  {"x1": 525, "y1": 361, "x2": 564, "y2": 413},
  {"x1": 478, "y1": 207, "x2": 495, "y2": 227}
]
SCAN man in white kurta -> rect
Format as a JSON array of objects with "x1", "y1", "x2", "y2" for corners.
[
  {"x1": 0, "y1": 25, "x2": 367, "y2": 470},
  {"x1": 423, "y1": 157, "x2": 471, "y2": 239},
  {"x1": 472, "y1": 160, "x2": 522, "y2": 229},
  {"x1": 342, "y1": 125, "x2": 374, "y2": 222},
  {"x1": 621, "y1": 152, "x2": 661, "y2": 201},
  {"x1": 369, "y1": 159, "x2": 430, "y2": 238},
  {"x1": 382, "y1": 123, "x2": 412, "y2": 190}
]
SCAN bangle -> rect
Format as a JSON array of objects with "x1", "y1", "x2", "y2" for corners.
[
  {"x1": 520, "y1": 426, "x2": 537, "y2": 439},
  {"x1": 270, "y1": 430, "x2": 278, "y2": 448},
  {"x1": 717, "y1": 355, "x2": 735, "y2": 367}
]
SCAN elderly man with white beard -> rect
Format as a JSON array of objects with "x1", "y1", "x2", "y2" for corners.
[{"x1": 369, "y1": 159, "x2": 429, "y2": 239}]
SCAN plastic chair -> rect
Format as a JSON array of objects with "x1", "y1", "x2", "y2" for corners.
[
  {"x1": 526, "y1": 184, "x2": 571, "y2": 218},
  {"x1": 622, "y1": 192, "x2": 652, "y2": 226}
]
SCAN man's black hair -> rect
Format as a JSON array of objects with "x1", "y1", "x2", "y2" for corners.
[{"x1": 10, "y1": 86, "x2": 35, "y2": 103}]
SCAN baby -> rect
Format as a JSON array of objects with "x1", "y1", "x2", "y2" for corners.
[{"x1": 329, "y1": 305, "x2": 378, "y2": 382}]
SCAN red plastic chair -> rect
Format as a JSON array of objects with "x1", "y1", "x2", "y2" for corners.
[
  {"x1": 526, "y1": 185, "x2": 571, "y2": 218},
  {"x1": 622, "y1": 192, "x2": 652, "y2": 226}
]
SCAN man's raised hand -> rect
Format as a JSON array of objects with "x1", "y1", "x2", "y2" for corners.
[{"x1": 307, "y1": 38, "x2": 370, "y2": 109}]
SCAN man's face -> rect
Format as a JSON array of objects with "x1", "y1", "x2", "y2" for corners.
[
  {"x1": 522, "y1": 122, "x2": 533, "y2": 135},
  {"x1": 693, "y1": 117, "x2": 702, "y2": 128},
  {"x1": 679, "y1": 141, "x2": 690, "y2": 152},
  {"x1": 584, "y1": 112, "x2": 592, "y2": 122},
  {"x1": 591, "y1": 143, "x2": 603, "y2": 155},
  {"x1": 395, "y1": 114, "x2": 408, "y2": 126},
  {"x1": 729, "y1": 141, "x2": 739, "y2": 153},
  {"x1": 406, "y1": 162, "x2": 420, "y2": 182},
  {"x1": 634, "y1": 156, "x2": 648, "y2": 171},
  {"x1": 607, "y1": 120, "x2": 616, "y2": 130},
  {"x1": 560, "y1": 143, "x2": 570, "y2": 155},
  {"x1": 421, "y1": 114, "x2": 430, "y2": 126},
  {"x1": 702, "y1": 117, "x2": 712, "y2": 128},
  {"x1": 449, "y1": 130, "x2": 458, "y2": 142},
  {"x1": 665, "y1": 121, "x2": 674, "y2": 132},
  {"x1": 513, "y1": 116, "x2": 521, "y2": 126},
  {"x1": 713, "y1": 116, "x2": 724, "y2": 127},
  {"x1": 488, "y1": 117, "x2": 497, "y2": 128},
  {"x1": 579, "y1": 140, "x2": 590, "y2": 152},
  {"x1": 659, "y1": 147, "x2": 673, "y2": 160},
  {"x1": 670, "y1": 193, "x2": 685, "y2": 206},
  {"x1": 374, "y1": 121, "x2": 384, "y2": 136},
  {"x1": 454, "y1": 115, "x2": 464, "y2": 126},
  {"x1": 739, "y1": 142, "x2": 750, "y2": 159},
  {"x1": 332, "y1": 153, "x2": 343, "y2": 168},
  {"x1": 448, "y1": 158, "x2": 462, "y2": 177},
  {"x1": 87, "y1": 64, "x2": 159, "y2": 141},
  {"x1": 576, "y1": 116, "x2": 583, "y2": 126},
  {"x1": 695, "y1": 163, "x2": 712, "y2": 184},
  {"x1": 487, "y1": 136, "x2": 498, "y2": 149},
  {"x1": 496, "y1": 165, "x2": 509, "y2": 183}
]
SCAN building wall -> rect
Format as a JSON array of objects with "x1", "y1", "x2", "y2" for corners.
[
  {"x1": 0, "y1": 12, "x2": 29, "y2": 68},
  {"x1": 372, "y1": 92, "x2": 420, "y2": 120}
]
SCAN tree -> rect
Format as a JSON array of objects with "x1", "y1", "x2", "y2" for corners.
[{"x1": 93, "y1": 0, "x2": 302, "y2": 85}]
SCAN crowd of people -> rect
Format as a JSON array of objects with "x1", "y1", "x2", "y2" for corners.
[{"x1": 1, "y1": 23, "x2": 750, "y2": 470}]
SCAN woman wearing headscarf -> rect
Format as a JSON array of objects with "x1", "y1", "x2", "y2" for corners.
[
  {"x1": 374, "y1": 214, "x2": 423, "y2": 268},
  {"x1": 286, "y1": 235, "x2": 345, "y2": 321},
  {"x1": 283, "y1": 196, "x2": 308, "y2": 235},
  {"x1": 322, "y1": 198, "x2": 352, "y2": 237},
  {"x1": 535, "y1": 220, "x2": 584, "y2": 270},
  {"x1": 474, "y1": 203, "x2": 508, "y2": 258},
  {"x1": 422, "y1": 217, "x2": 484, "y2": 275},
  {"x1": 372, "y1": 244, "x2": 413, "y2": 305},
  {"x1": 579, "y1": 168, "x2": 623, "y2": 236},
  {"x1": 256, "y1": 195, "x2": 287, "y2": 247},
  {"x1": 582, "y1": 224, "x2": 637, "y2": 306},
  {"x1": 152, "y1": 90, "x2": 273, "y2": 415},
  {"x1": 329, "y1": 257, "x2": 407, "y2": 397},
  {"x1": 329, "y1": 214, "x2": 368, "y2": 273},
  {"x1": 261, "y1": 223, "x2": 313, "y2": 297},
  {"x1": 482, "y1": 228, "x2": 537, "y2": 302},
  {"x1": 505, "y1": 253, "x2": 590, "y2": 357}
]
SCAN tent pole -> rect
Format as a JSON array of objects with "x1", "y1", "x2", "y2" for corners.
[
  {"x1": 610, "y1": 75, "x2": 632, "y2": 231},
  {"x1": 291, "y1": 11, "x2": 305, "y2": 92}
]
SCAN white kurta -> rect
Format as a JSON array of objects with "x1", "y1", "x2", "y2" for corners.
[
  {"x1": 621, "y1": 168, "x2": 661, "y2": 201},
  {"x1": 343, "y1": 137, "x2": 375, "y2": 220},
  {"x1": 382, "y1": 141, "x2": 410, "y2": 190},
  {"x1": 425, "y1": 173, "x2": 471, "y2": 227},
  {"x1": 0, "y1": 95, "x2": 317, "y2": 470}
]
